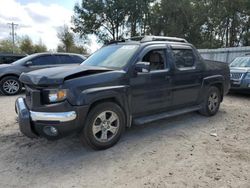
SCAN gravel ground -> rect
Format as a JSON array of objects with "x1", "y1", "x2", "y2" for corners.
[{"x1": 0, "y1": 93, "x2": 249, "y2": 188}]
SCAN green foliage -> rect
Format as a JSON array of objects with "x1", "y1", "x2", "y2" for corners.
[
  {"x1": 57, "y1": 25, "x2": 75, "y2": 52},
  {"x1": 18, "y1": 36, "x2": 47, "y2": 54},
  {"x1": 73, "y1": 0, "x2": 250, "y2": 48},
  {"x1": 0, "y1": 39, "x2": 17, "y2": 53},
  {"x1": 73, "y1": 0, "x2": 127, "y2": 42},
  {"x1": 19, "y1": 36, "x2": 33, "y2": 54},
  {"x1": 125, "y1": 0, "x2": 153, "y2": 37},
  {"x1": 57, "y1": 25, "x2": 88, "y2": 54},
  {"x1": 0, "y1": 37, "x2": 47, "y2": 54}
]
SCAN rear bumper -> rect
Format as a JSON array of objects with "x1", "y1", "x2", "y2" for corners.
[{"x1": 15, "y1": 97, "x2": 88, "y2": 139}]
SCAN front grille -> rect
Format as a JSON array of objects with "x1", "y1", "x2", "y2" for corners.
[{"x1": 230, "y1": 73, "x2": 244, "y2": 80}]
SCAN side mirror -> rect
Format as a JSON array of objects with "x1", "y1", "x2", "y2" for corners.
[
  {"x1": 135, "y1": 62, "x2": 150, "y2": 73},
  {"x1": 25, "y1": 61, "x2": 33, "y2": 66}
]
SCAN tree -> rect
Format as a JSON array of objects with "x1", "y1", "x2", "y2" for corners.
[
  {"x1": 19, "y1": 36, "x2": 47, "y2": 54},
  {"x1": 57, "y1": 25, "x2": 88, "y2": 54},
  {"x1": 72, "y1": 0, "x2": 250, "y2": 48},
  {"x1": 73, "y1": 0, "x2": 127, "y2": 42},
  {"x1": 148, "y1": 0, "x2": 250, "y2": 48},
  {"x1": 19, "y1": 36, "x2": 33, "y2": 54},
  {"x1": 0, "y1": 39, "x2": 16, "y2": 53},
  {"x1": 125, "y1": 0, "x2": 153, "y2": 37},
  {"x1": 57, "y1": 25, "x2": 75, "y2": 52}
]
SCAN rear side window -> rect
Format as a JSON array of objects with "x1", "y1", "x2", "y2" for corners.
[
  {"x1": 57, "y1": 55, "x2": 78, "y2": 64},
  {"x1": 172, "y1": 49, "x2": 195, "y2": 70},
  {"x1": 31, "y1": 55, "x2": 58, "y2": 66}
]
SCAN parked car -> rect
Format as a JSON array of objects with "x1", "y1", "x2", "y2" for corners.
[
  {"x1": 0, "y1": 53, "x2": 26, "y2": 64},
  {"x1": 0, "y1": 52, "x2": 86, "y2": 95},
  {"x1": 16, "y1": 36, "x2": 230, "y2": 150},
  {"x1": 230, "y1": 56, "x2": 250, "y2": 92}
]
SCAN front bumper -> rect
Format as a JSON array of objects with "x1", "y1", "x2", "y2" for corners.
[
  {"x1": 15, "y1": 97, "x2": 88, "y2": 139},
  {"x1": 230, "y1": 79, "x2": 250, "y2": 90}
]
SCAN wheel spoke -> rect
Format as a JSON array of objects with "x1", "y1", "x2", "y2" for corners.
[
  {"x1": 108, "y1": 125, "x2": 118, "y2": 134},
  {"x1": 93, "y1": 125, "x2": 102, "y2": 134},
  {"x1": 98, "y1": 112, "x2": 107, "y2": 122},
  {"x1": 108, "y1": 113, "x2": 118, "y2": 123},
  {"x1": 101, "y1": 130, "x2": 108, "y2": 140}
]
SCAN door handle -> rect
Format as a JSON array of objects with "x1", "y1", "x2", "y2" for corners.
[{"x1": 165, "y1": 76, "x2": 171, "y2": 81}]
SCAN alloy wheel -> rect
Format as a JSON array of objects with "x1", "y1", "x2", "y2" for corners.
[
  {"x1": 208, "y1": 92, "x2": 219, "y2": 112},
  {"x1": 3, "y1": 79, "x2": 20, "y2": 95},
  {"x1": 92, "y1": 110, "x2": 120, "y2": 142}
]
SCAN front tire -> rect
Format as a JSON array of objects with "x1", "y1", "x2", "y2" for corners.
[
  {"x1": 199, "y1": 86, "x2": 221, "y2": 116},
  {"x1": 0, "y1": 76, "x2": 22, "y2": 95},
  {"x1": 81, "y1": 102, "x2": 125, "y2": 150}
]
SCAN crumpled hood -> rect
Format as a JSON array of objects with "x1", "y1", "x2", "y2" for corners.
[{"x1": 20, "y1": 65, "x2": 113, "y2": 86}]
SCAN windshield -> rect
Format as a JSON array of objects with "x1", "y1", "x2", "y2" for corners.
[
  {"x1": 12, "y1": 54, "x2": 40, "y2": 65},
  {"x1": 230, "y1": 57, "x2": 250, "y2": 67},
  {"x1": 81, "y1": 44, "x2": 139, "y2": 69}
]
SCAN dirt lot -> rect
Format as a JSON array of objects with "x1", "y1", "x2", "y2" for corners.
[{"x1": 0, "y1": 93, "x2": 249, "y2": 188}]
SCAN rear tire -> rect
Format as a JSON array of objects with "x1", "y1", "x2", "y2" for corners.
[
  {"x1": 199, "y1": 86, "x2": 221, "y2": 116},
  {"x1": 0, "y1": 76, "x2": 22, "y2": 95},
  {"x1": 80, "y1": 102, "x2": 125, "y2": 150}
]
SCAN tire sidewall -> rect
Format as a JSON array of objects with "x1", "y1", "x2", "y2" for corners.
[{"x1": 82, "y1": 102, "x2": 125, "y2": 150}]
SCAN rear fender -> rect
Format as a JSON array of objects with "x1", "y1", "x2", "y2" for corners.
[{"x1": 199, "y1": 75, "x2": 225, "y2": 103}]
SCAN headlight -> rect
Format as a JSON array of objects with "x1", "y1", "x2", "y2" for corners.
[
  {"x1": 245, "y1": 72, "x2": 250, "y2": 79},
  {"x1": 44, "y1": 89, "x2": 68, "y2": 103}
]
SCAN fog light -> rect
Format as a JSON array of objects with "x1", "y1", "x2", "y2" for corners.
[{"x1": 43, "y1": 126, "x2": 58, "y2": 136}]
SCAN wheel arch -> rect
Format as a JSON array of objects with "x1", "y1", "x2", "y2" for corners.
[
  {"x1": 211, "y1": 83, "x2": 224, "y2": 102},
  {"x1": 0, "y1": 73, "x2": 20, "y2": 81},
  {"x1": 78, "y1": 86, "x2": 131, "y2": 128},
  {"x1": 202, "y1": 75, "x2": 225, "y2": 102}
]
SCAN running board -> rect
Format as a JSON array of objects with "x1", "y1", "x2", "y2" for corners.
[{"x1": 133, "y1": 105, "x2": 202, "y2": 125}]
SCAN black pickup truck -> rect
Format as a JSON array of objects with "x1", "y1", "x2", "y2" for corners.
[{"x1": 16, "y1": 36, "x2": 230, "y2": 150}]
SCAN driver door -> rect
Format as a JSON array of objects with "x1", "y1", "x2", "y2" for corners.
[{"x1": 130, "y1": 46, "x2": 173, "y2": 117}]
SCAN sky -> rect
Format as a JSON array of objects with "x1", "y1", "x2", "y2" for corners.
[{"x1": 0, "y1": 0, "x2": 101, "y2": 53}]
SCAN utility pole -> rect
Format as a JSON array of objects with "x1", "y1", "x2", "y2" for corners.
[{"x1": 8, "y1": 22, "x2": 18, "y2": 54}]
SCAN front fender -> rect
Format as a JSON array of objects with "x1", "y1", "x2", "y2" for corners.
[
  {"x1": 76, "y1": 85, "x2": 131, "y2": 127},
  {"x1": 76, "y1": 85, "x2": 128, "y2": 105}
]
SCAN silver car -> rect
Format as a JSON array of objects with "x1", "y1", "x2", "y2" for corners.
[{"x1": 230, "y1": 56, "x2": 250, "y2": 92}]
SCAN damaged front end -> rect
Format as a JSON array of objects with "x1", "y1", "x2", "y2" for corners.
[{"x1": 19, "y1": 65, "x2": 113, "y2": 87}]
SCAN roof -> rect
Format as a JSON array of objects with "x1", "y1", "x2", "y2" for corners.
[{"x1": 30, "y1": 52, "x2": 86, "y2": 56}]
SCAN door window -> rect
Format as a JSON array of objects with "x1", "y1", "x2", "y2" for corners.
[
  {"x1": 31, "y1": 55, "x2": 57, "y2": 66},
  {"x1": 56, "y1": 55, "x2": 75, "y2": 64},
  {"x1": 142, "y1": 49, "x2": 167, "y2": 71},
  {"x1": 172, "y1": 49, "x2": 195, "y2": 70}
]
